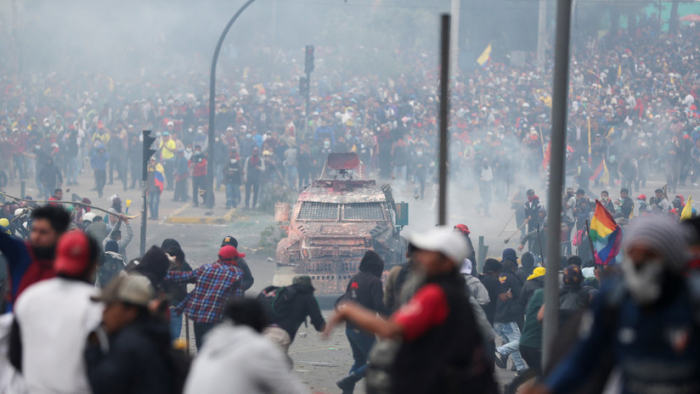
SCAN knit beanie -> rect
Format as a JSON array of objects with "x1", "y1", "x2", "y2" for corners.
[{"x1": 623, "y1": 216, "x2": 691, "y2": 273}]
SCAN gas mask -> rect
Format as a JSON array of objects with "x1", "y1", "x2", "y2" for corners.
[{"x1": 622, "y1": 257, "x2": 665, "y2": 305}]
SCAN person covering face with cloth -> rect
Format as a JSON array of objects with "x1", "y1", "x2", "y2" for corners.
[{"x1": 323, "y1": 227, "x2": 497, "y2": 394}]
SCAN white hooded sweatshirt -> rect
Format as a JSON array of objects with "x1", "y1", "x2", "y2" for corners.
[{"x1": 184, "y1": 322, "x2": 307, "y2": 394}]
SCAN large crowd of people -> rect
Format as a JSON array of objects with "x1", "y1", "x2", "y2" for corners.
[{"x1": 1, "y1": 7, "x2": 700, "y2": 394}]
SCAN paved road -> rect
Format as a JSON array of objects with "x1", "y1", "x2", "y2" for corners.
[{"x1": 3, "y1": 168, "x2": 697, "y2": 392}]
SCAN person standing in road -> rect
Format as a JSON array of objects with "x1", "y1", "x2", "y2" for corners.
[
  {"x1": 336, "y1": 251, "x2": 388, "y2": 393},
  {"x1": 163, "y1": 246, "x2": 192, "y2": 341},
  {"x1": 147, "y1": 157, "x2": 164, "y2": 220},
  {"x1": 189, "y1": 146, "x2": 207, "y2": 207},
  {"x1": 91, "y1": 143, "x2": 109, "y2": 198},
  {"x1": 223, "y1": 156, "x2": 242, "y2": 209},
  {"x1": 165, "y1": 245, "x2": 245, "y2": 349},
  {"x1": 244, "y1": 147, "x2": 265, "y2": 210},
  {"x1": 173, "y1": 148, "x2": 189, "y2": 202},
  {"x1": 160, "y1": 129, "x2": 177, "y2": 190}
]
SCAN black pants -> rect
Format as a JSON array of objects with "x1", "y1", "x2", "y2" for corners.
[
  {"x1": 192, "y1": 176, "x2": 206, "y2": 206},
  {"x1": 95, "y1": 169, "x2": 106, "y2": 197},
  {"x1": 175, "y1": 177, "x2": 188, "y2": 201},
  {"x1": 193, "y1": 321, "x2": 216, "y2": 350},
  {"x1": 163, "y1": 159, "x2": 175, "y2": 190},
  {"x1": 245, "y1": 179, "x2": 260, "y2": 209}
]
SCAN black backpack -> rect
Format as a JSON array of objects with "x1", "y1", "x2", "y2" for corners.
[{"x1": 257, "y1": 286, "x2": 298, "y2": 321}]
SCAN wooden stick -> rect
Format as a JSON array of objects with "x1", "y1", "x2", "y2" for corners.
[{"x1": 0, "y1": 191, "x2": 140, "y2": 220}]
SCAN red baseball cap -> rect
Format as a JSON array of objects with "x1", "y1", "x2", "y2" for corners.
[
  {"x1": 454, "y1": 224, "x2": 471, "y2": 236},
  {"x1": 637, "y1": 194, "x2": 646, "y2": 200},
  {"x1": 218, "y1": 245, "x2": 245, "y2": 261},
  {"x1": 54, "y1": 231, "x2": 91, "y2": 277}
]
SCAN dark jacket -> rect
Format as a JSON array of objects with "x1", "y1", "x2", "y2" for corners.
[
  {"x1": 343, "y1": 251, "x2": 388, "y2": 329},
  {"x1": 85, "y1": 317, "x2": 176, "y2": 394},
  {"x1": 236, "y1": 258, "x2": 254, "y2": 293},
  {"x1": 99, "y1": 252, "x2": 126, "y2": 288},
  {"x1": 494, "y1": 271, "x2": 524, "y2": 324},
  {"x1": 519, "y1": 273, "x2": 545, "y2": 313},
  {"x1": 268, "y1": 283, "x2": 325, "y2": 340},
  {"x1": 164, "y1": 261, "x2": 193, "y2": 305},
  {"x1": 392, "y1": 273, "x2": 497, "y2": 394}
]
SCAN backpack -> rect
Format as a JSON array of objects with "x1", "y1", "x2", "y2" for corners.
[{"x1": 257, "y1": 286, "x2": 298, "y2": 321}]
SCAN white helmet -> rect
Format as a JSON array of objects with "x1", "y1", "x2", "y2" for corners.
[
  {"x1": 83, "y1": 212, "x2": 97, "y2": 222},
  {"x1": 14, "y1": 208, "x2": 25, "y2": 216}
]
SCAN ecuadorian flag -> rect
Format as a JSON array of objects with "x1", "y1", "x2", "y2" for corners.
[
  {"x1": 589, "y1": 200, "x2": 623, "y2": 266},
  {"x1": 477, "y1": 44, "x2": 492, "y2": 67},
  {"x1": 152, "y1": 163, "x2": 165, "y2": 193},
  {"x1": 589, "y1": 159, "x2": 609, "y2": 184}
]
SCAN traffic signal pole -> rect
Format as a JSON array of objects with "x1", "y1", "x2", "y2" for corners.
[{"x1": 140, "y1": 130, "x2": 157, "y2": 256}]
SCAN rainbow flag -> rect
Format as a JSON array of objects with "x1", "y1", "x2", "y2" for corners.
[
  {"x1": 589, "y1": 200, "x2": 623, "y2": 266},
  {"x1": 589, "y1": 159, "x2": 609, "y2": 184}
]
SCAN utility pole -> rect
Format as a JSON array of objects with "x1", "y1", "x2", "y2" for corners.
[
  {"x1": 450, "y1": 0, "x2": 460, "y2": 77},
  {"x1": 537, "y1": 0, "x2": 547, "y2": 71},
  {"x1": 438, "y1": 15, "x2": 450, "y2": 226},
  {"x1": 543, "y1": 0, "x2": 573, "y2": 369},
  {"x1": 206, "y1": 0, "x2": 258, "y2": 208}
]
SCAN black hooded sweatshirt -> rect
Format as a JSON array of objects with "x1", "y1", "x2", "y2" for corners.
[
  {"x1": 342, "y1": 251, "x2": 389, "y2": 330},
  {"x1": 269, "y1": 283, "x2": 325, "y2": 340}
]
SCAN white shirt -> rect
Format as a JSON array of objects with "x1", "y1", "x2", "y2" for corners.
[
  {"x1": 184, "y1": 323, "x2": 306, "y2": 394},
  {"x1": 14, "y1": 278, "x2": 102, "y2": 394}
]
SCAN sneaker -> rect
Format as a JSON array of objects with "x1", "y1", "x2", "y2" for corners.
[{"x1": 494, "y1": 352, "x2": 507, "y2": 369}]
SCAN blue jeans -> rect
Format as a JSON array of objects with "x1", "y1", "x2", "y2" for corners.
[
  {"x1": 170, "y1": 310, "x2": 183, "y2": 341},
  {"x1": 393, "y1": 165, "x2": 407, "y2": 187},
  {"x1": 215, "y1": 163, "x2": 224, "y2": 188},
  {"x1": 346, "y1": 326, "x2": 375, "y2": 377},
  {"x1": 149, "y1": 191, "x2": 160, "y2": 219},
  {"x1": 494, "y1": 321, "x2": 526, "y2": 372},
  {"x1": 225, "y1": 182, "x2": 240, "y2": 208}
]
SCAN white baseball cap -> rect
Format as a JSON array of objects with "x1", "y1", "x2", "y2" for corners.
[
  {"x1": 407, "y1": 226, "x2": 470, "y2": 266},
  {"x1": 83, "y1": 212, "x2": 97, "y2": 222}
]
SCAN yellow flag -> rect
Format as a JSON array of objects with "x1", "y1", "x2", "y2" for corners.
[
  {"x1": 606, "y1": 126, "x2": 615, "y2": 138},
  {"x1": 682, "y1": 196, "x2": 693, "y2": 221},
  {"x1": 617, "y1": 64, "x2": 621, "y2": 77},
  {"x1": 477, "y1": 44, "x2": 492, "y2": 66}
]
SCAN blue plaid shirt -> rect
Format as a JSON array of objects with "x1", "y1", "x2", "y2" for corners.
[{"x1": 165, "y1": 262, "x2": 243, "y2": 323}]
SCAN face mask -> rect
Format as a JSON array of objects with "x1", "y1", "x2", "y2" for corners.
[
  {"x1": 231, "y1": 159, "x2": 237, "y2": 164},
  {"x1": 195, "y1": 151, "x2": 201, "y2": 155},
  {"x1": 324, "y1": 142, "x2": 331, "y2": 149},
  {"x1": 197, "y1": 129, "x2": 203, "y2": 135},
  {"x1": 246, "y1": 134, "x2": 252, "y2": 139},
  {"x1": 622, "y1": 258, "x2": 665, "y2": 305},
  {"x1": 188, "y1": 128, "x2": 193, "y2": 132},
  {"x1": 416, "y1": 151, "x2": 423, "y2": 157},
  {"x1": 186, "y1": 148, "x2": 192, "y2": 153}
]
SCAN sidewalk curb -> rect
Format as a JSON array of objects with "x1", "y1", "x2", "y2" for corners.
[{"x1": 165, "y1": 204, "x2": 237, "y2": 224}]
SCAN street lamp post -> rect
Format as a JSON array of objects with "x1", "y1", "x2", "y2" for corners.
[{"x1": 206, "y1": 0, "x2": 258, "y2": 208}]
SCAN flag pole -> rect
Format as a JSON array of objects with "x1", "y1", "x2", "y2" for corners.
[
  {"x1": 587, "y1": 116, "x2": 591, "y2": 165},
  {"x1": 584, "y1": 218, "x2": 596, "y2": 265}
]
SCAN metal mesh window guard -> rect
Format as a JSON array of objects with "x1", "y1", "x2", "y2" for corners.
[
  {"x1": 298, "y1": 202, "x2": 339, "y2": 220},
  {"x1": 343, "y1": 203, "x2": 385, "y2": 221}
]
